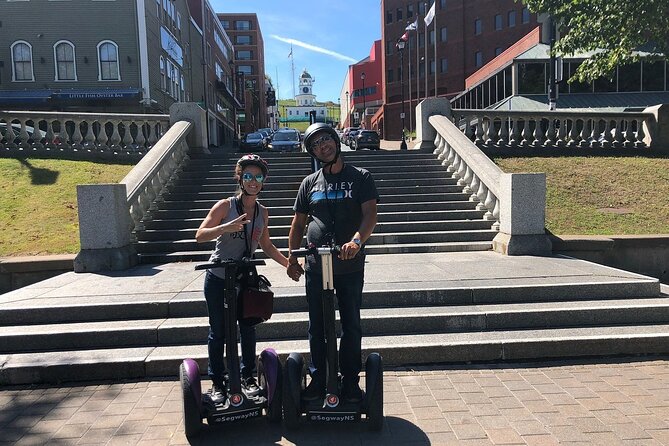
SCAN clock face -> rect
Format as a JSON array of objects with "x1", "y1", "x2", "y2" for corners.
[{"x1": 302, "y1": 87, "x2": 309, "y2": 94}]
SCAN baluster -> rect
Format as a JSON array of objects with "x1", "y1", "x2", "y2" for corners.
[
  {"x1": 110, "y1": 120, "x2": 123, "y2": 152},
  {"x1": 451, "y1": 153, "x2": 462, "y2": 180},
  {"x1": 44, "y1": 120, "x2": 57, "y2": 150},
  {"x1": 509, "y1": 117, "x2": 520, "y2": 147},
  {"x1": 434, "y1": 134, "x2": 445, "y2": 158},
  {"x1": 491, "y1": 199, "x2": 500, "y2": 231},
  {"x1": 96, "y1": 120, "x2": 110, "y2": 151},
  {"x1": 483, "y1": 189, "x2": 495, "y2": 220},
  {"x1": 469, "y1": 174, "x2": 481, "y2": 202},
  {"x1": 519, "y1": 119, "x2": 531, "y2": 147},
  {"x1": 555, "y1": 118, "x2": 566, "y2": 148},
  {"x1": 474, "y1": 117, "x2": 484, "y2": 145},
  {"x1": 567, "y1": 118, "x2": 578, "y2": 147},
  {"x1": 71, "y1": 119, "x2": 84, "y2": 151},
  {"x1": 476, "y1": 183, "x2": 488, "y2": 211},
  {"x1": 531, "y1": 116, "x2": 544, "y2": 147},
  {"x1": 18, "y1": 120, "x2": 31, "y2": 150},
  {"x1": 545, "y1": 116, "x2": 556, "y2": 147},
  {"x1": 635, "y1": 118, "x2": 646, "y2": 148},
  {"x1": 578, "y1": 118, "x2": 590, "y2": 148},
  {"x1": 498, "y1": 117, "x2": 509, "y2": 147},
  {"x1": 600, "y1": 119, "x2": 612, "y2": 149},
  {"x1": 147, "y1": 122, "x2": 159, "y2": 147},
  {"x1": 613, "y1": 119, "x2": 624, "y2": 148},
  {"x1": 32, "y1": 120, "x2": 45, "y2": 151},
  {"x1": 464, "y1": 116, "x2": 474, "y2": 141},
  {"x1": 462, "y1": 165, "x2": 473, "y2": 194},
  {"x1": 5, "y1": 121, "x2": 18, "y2": 149},
  {"x1": 120, "y1": 121, "x2": 133, "y2": 152},
  {"x1": 84, "y1": 119, "x2": 96, "y2": 150},
  {"x1": 589, "y1": 118, "x2": 601, "y2": 149},
  {"x1": 444, "y1": 143, "x2": 456, "y2": 169},
  {"x1": 136, "y1": 121, "x2": 147, "y2": 152},
  {"x1": 623, "y1": 119, "x2": 634, "y2": 149}
]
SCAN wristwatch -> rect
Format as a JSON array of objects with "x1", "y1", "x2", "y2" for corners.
[{"x1": 352, "y1": 238, "x2": 362, "y2": 247}]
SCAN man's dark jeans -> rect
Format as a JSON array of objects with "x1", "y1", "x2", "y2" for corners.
[
  {"x1": 305, "y1": 269, "x2": 364, "y2": 386},
  {"x1": 204, "y1": 271, "x2": 256, "y2": 387}
]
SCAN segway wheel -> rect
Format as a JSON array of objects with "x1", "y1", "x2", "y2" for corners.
[
  {"x1": 258, "y1": 349, "x2": 283, "y2": 423},
  {"x1": 365, "y1": 353, "x2": 384, "y2": 431},
  {"x1": 282, "y1": 352, "x2": 304, "y2": 430},
  {"x1": 179, "y1": 360, "x2": 203, "y2": 437}
]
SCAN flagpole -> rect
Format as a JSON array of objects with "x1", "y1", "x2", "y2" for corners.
[
  {"x1": 416, "y1": 16, "x2": 420, "y2": 104},
  {"x1": 424, "y1": 2, "x2": 428, "y2": 101},
  {"x1": 408, "y1": 31, "x2": 412, "y2": 135},
  {"x1": 290, "y1": 44, "x2": 296, "y2": 100},
  {"x1": 434, "y1": 10, "x2": 437, "y2": 97}
]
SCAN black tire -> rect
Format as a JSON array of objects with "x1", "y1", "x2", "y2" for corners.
[
  {"x1": 282, "y1": 353, "x2": 304, "y2": 430},
  {"x1": 179, "y1": 362, "x2": 203, "y2": 438},
  {"x1": 259, "y1": 357, "x2": 283, "y2": 423},
  {"x1": 365, "y1": 353, "x2": 384, "y2": 431}
]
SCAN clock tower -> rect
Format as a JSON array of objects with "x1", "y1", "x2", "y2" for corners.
[{"x1": 295, "y1": 69, "x2": 316, "y2": 106}]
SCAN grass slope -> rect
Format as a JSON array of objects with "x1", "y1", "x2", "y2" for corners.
[
  {"x1": 493, "y1": 155, "x2": 669, "y2": 235},
  {"x1": 0, "y1": 158, "x2": 133, "y2": 256}
]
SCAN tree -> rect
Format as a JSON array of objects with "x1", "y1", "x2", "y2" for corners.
[{"x1": 520, "y1": 0, "x2": 669, "y2": 83}]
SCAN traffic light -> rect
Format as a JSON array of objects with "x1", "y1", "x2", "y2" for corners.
[{"x1": 266, "y1": 89, "x2": 276, "y2": 106}]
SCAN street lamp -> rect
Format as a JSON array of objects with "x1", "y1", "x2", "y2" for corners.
[
  {"x1": 345, "y1": 90, "x2": 350, "y2": 127},
  {"x1": 396, "y1": 39, "x2": 408, "y2": 151},
  {"x1": 360, "y1": 72, "x2": 366, "y2": 129}
]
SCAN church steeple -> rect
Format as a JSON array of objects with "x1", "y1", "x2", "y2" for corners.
[{"x1": 295, "y1": 69, "x2": 316, "y2": 106}]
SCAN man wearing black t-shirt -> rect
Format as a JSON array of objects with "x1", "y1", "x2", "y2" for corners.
[{"x1": 287, "y1": 123, "x2": 379, "y2": 402}]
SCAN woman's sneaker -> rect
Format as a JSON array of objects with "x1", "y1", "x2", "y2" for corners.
[
  {"x1": 208, "y1": 384, "x2": 227, "y2": 404},
  {"x1": 242, "y1": 376, "x2": 261, "y2": 397}
]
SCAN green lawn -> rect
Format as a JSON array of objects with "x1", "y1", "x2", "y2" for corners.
[
  {"x1": 493, "y1": 155, "x2": 669, "y2": 235},
  {"x1": 0, "y1": 158, "x2": 133, "y2": 256}
]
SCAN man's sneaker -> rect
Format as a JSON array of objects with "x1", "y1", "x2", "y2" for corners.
[
  {"x1": 242, "y1": 376, "x2": 261, "y2": 397},
  {"x1": 303, "y1": 378, "x2": 325, "y2": 401},
  {"x1": 209, "y1": 384, "x2": 227, "y2": 404},
  {"x1": 342, "y1": 380, "x2": 364, "y2": 403}
]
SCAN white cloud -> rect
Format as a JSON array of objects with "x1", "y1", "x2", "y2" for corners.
[{"x1": 270, "y1": 35, "x2": 357, "y2": 63}]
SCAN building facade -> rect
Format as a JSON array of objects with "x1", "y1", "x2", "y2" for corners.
[
  {"x1": 341, "y1": 40, "x2": 383, "y2": 131},
  {"x1": 217, "y1": 13, "x2": 267, "y2": 135},
  {"x1": 380, "y1": 0, "x2": 539, "y2": 139}
]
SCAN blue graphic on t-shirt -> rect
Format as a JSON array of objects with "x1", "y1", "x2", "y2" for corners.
[{"x1": 312, "y1": 190, "x2": 347, "y2": 201}]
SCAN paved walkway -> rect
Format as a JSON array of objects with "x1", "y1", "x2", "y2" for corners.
[{"x1": 1, "y1": 358, "x2": 668, "y2": 445}]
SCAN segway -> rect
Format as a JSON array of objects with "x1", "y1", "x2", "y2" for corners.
[
  {"x1": 283, "y1": 244, "x2": 383, "y2": 431},
  {"x1": 179, "y1": 258, "x2": 282, "y2": 437}
]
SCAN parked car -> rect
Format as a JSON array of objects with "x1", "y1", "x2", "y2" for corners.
[
  {"x1": 342, "y1": 127, "x2": 359, "y2": 146},
  {"x1": 351, "y1": 130, "x2": 381, "y2": 150},
  {"x1": 346, "y1": 129, "x2": 360, "y2": 148},
  {"x1": 239, "y1": 132, "x2": 267, "y2": 152},
  {"x1": 268, "y1": 130, "x2": 302, "y2": 152}
]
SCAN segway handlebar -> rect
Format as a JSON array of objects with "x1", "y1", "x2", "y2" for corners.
[
  {"x1": 290, "y1": 243, "x2": 341, "y2": 258},
  {"x1": 194, "y1": 257, "x2": 266, "y2": 270}
]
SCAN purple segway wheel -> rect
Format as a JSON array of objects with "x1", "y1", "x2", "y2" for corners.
[
  {"x1": 259, "y1": 348, "x2": 280, "y2": 403},
  {"x1": 182, "y1": 358, "x2": 202, "y2": 411}
]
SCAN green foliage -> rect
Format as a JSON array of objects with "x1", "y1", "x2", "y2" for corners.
[{"x1": 520, "y1": 0, "x2": 669, "y2": 82}]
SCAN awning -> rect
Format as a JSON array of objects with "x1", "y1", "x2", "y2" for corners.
[
  {"x1": 51, "y1": 88, "x2": 140, "y2": 100},
  {"x1": 0, "y1": 90, "x2": 53, "y2": 103}
]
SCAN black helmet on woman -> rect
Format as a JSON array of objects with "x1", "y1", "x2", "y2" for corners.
[
  {"x1": 303, "y1": 123, "x2": 341, "y2": 165},
  {"x1": 236, "y1": 153, "x2": 269, "y2": 176}
]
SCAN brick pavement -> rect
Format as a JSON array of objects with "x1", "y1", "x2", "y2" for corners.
[{"x1": 1, "y1": 357, "x2": 668, "y2": 445}]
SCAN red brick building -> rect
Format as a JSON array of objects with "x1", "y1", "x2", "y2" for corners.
[{"x1": 379, "y1": 0, "x2": 539, "y2": 140}]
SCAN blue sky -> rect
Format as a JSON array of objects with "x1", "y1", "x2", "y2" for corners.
[{"x1": 211, "y1": 0, "x2": 382, "y2": 102}]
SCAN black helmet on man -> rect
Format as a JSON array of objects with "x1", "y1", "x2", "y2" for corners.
[{"x1": 303, "y1": 123, "x2": 341, "y2": 164}]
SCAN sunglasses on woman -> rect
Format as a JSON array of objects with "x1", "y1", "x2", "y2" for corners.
[{"x1": 242, "y1": 172, "x2": 265, "y2": 183}]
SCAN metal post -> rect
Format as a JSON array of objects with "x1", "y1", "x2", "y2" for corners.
[
  {"x1": 548, "y1": 16, "x2": 557, "y2": 110},
  {"x1": 361, "y1": 72, "x2": 366, "y2": 129},
  {"x1": 398, "y1": 39, "x2": 408, "y2": 151}
]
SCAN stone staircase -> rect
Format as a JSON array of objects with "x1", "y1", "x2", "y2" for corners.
[
  {"x1": 1, "y1": 149, "x2": 667, "y2": 385},
  {"x1": 135, "y1": 150, "x2": 497, "y2": 264}
]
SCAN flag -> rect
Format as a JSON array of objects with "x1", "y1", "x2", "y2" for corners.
[
  {"x1": 288, "y1": 48, "x2": 292, "y2": 58},
  {"x1": 424, "y1": 1, "x2": 436, "y2": 26},
  {"x1": 405, "y1": 19, "x2": 418, "y2": 31},
  {"x1": 400, "y1": 31, "x2": 409, "y2": 41}
]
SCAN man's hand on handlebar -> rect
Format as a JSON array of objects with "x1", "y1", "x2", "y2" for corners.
[
  {"x1": 339, "y1": 241, "x2": 361, "y2": 261},
  {"x1": 286, "y1": 261, "x2": 304, "y2": 281}
]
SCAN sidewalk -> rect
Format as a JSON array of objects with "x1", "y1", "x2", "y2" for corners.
[{"x1": 1, "y1": 357, "x2": 668, "y2": 445}]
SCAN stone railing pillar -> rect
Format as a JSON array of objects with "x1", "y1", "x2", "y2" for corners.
[
  {"x1": 73, "y1": 184, "x2": 137, "y2": 272},
  {"x1": 643, "y1": 104, "x2": 669, "y2": 153},
  {"x1": 415, "y1": 97, "x2": 452, "y2": 150},
  {"x1": 492, "y1": 173, "x2": 552, "y2": 256},
  {"x1": 169, "y1": 102, "x2": 208, "y2": 150}
]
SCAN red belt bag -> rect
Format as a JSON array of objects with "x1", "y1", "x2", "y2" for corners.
[{"x1": 238, "y1": 271, "x2": 274, "y2": 326}]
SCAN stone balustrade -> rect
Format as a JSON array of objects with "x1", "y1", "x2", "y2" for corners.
[
  {"x1": 451, "y1": 109, "x2": 655, "y2": 150},
  {"x1": 0, "y1": 110, "x2": 170, "y2": 160}
]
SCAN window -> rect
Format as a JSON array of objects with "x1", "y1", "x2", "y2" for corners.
[
  {"x1": 177, "y1": 12, "x2": 181, "y2": 30},
  {"x1": 522, "y1": 7, "x2": 530, "y2": 24},
  {"x1": 97, "y1": 41, "x2": 120, "y2": 80},
  {"x1": 156, "y1": 0, "x2": 160, "y2": 17},
  {"x1": 206, "y1": 43, "x2": 212, "y2": 66},
  {"x1": 221, "y1": 20, "x2": 230, "y2": 29},
  {"x1": 238, "y1": 65, "x2": 252, "y2": 75},
  {"x1": 54, "y1": 41, "x2": 77, "y2": 81},
  {"x1": 440, "y1": 27, "x2": 448, "y2": 42},
  {"x1": 474, "y1": 19, "x2": 482, "y2": 35},
  {"x1": 495, "y1": 47, "x2": 503, "y2": 57},
  {"x1": 519, "y1": 62, "x2": 547, "y2": 94},
  {"x1": 440, "y1": 58, "x2": 448, "y2": 73},
  {"x1": 440, "y1": 0, "x2": 446, "y2": 8},
  {"x1": 642, "y1": 61, "x2": 665, "y2": 91},
  {"x1": 386, "y1": 10, "x2": 392, "y2": 24},
  {"x1": 495, "y1": 14, "x2": 502, "y2": 30},
  {"x1": 237, "y1": 50, "x2": 252, "y2": 60},
  {"x1": 236, "y1": 35, "x2": 252, "y2": 45},
  {"x1": 430, "y1": 60, "x2": 435, "y2": 74},
  {"x1": 475, "y1": 51, "x2": 483, "y2": 67},
  {"x1": 11, "y1": 41, "x2": 34, "y2": 82},
  {"x1": 429, "y1": 29, "x2": 435, "y2": 45},
  {"x1": 419, "y1": 63, "x2": 425, "y2": 78},
  {"x1": 386, "y1": 40, "x2": 393, "y2": 56},
  {"x1": 419, "y1": 33, "x2": 424, "y2": 48},
  {"x1": 407, "y1": 4, "x2": 413, "y2": 17},
  {"x1": 508, "y1": 10, "x2": 516, "y2": 27},
  {"x1": 387, "y1": 68, "x2": 394, "y2": 83},
  {"x1": 160, "y1": 56, "x2": 166, "y2": 90},
  {"x1": 418, "y1": 2, "x2": 425, "y2": 15},
  {"x1": 396, "y1": 8, "x2": 403, "y2": 21},
  {"x1": 236, "y1": 20, "x2": 251, "y2": 30},
  {"x1": 181, "y1": 74, "x2": 185, "y2": 101}
]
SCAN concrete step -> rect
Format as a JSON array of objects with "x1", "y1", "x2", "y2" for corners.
[
  {"x1": 143, "y1": 210, "x2": 488, "y2": 230},
  {"x1": 3, "y1": 324, "x2": 669, "y2": 384},
  {"x1": 3, "y1": 299, "x2": 669, "y2": 354},
  {"x1": 175, "y1": 170, "x2": 456, "y2": 183},
  {"x1": 134, "y1": 229, "x2": 499, "y2": 252},
  {"x1": 185, "y1": 157, "x2": 444, "y2": 171},
  {"x1": 179, "y1": 163, "x2": 450, "y2": 177},
  {"x1": 135, "y1": 220, "x2": 495, "y2": 241}
]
